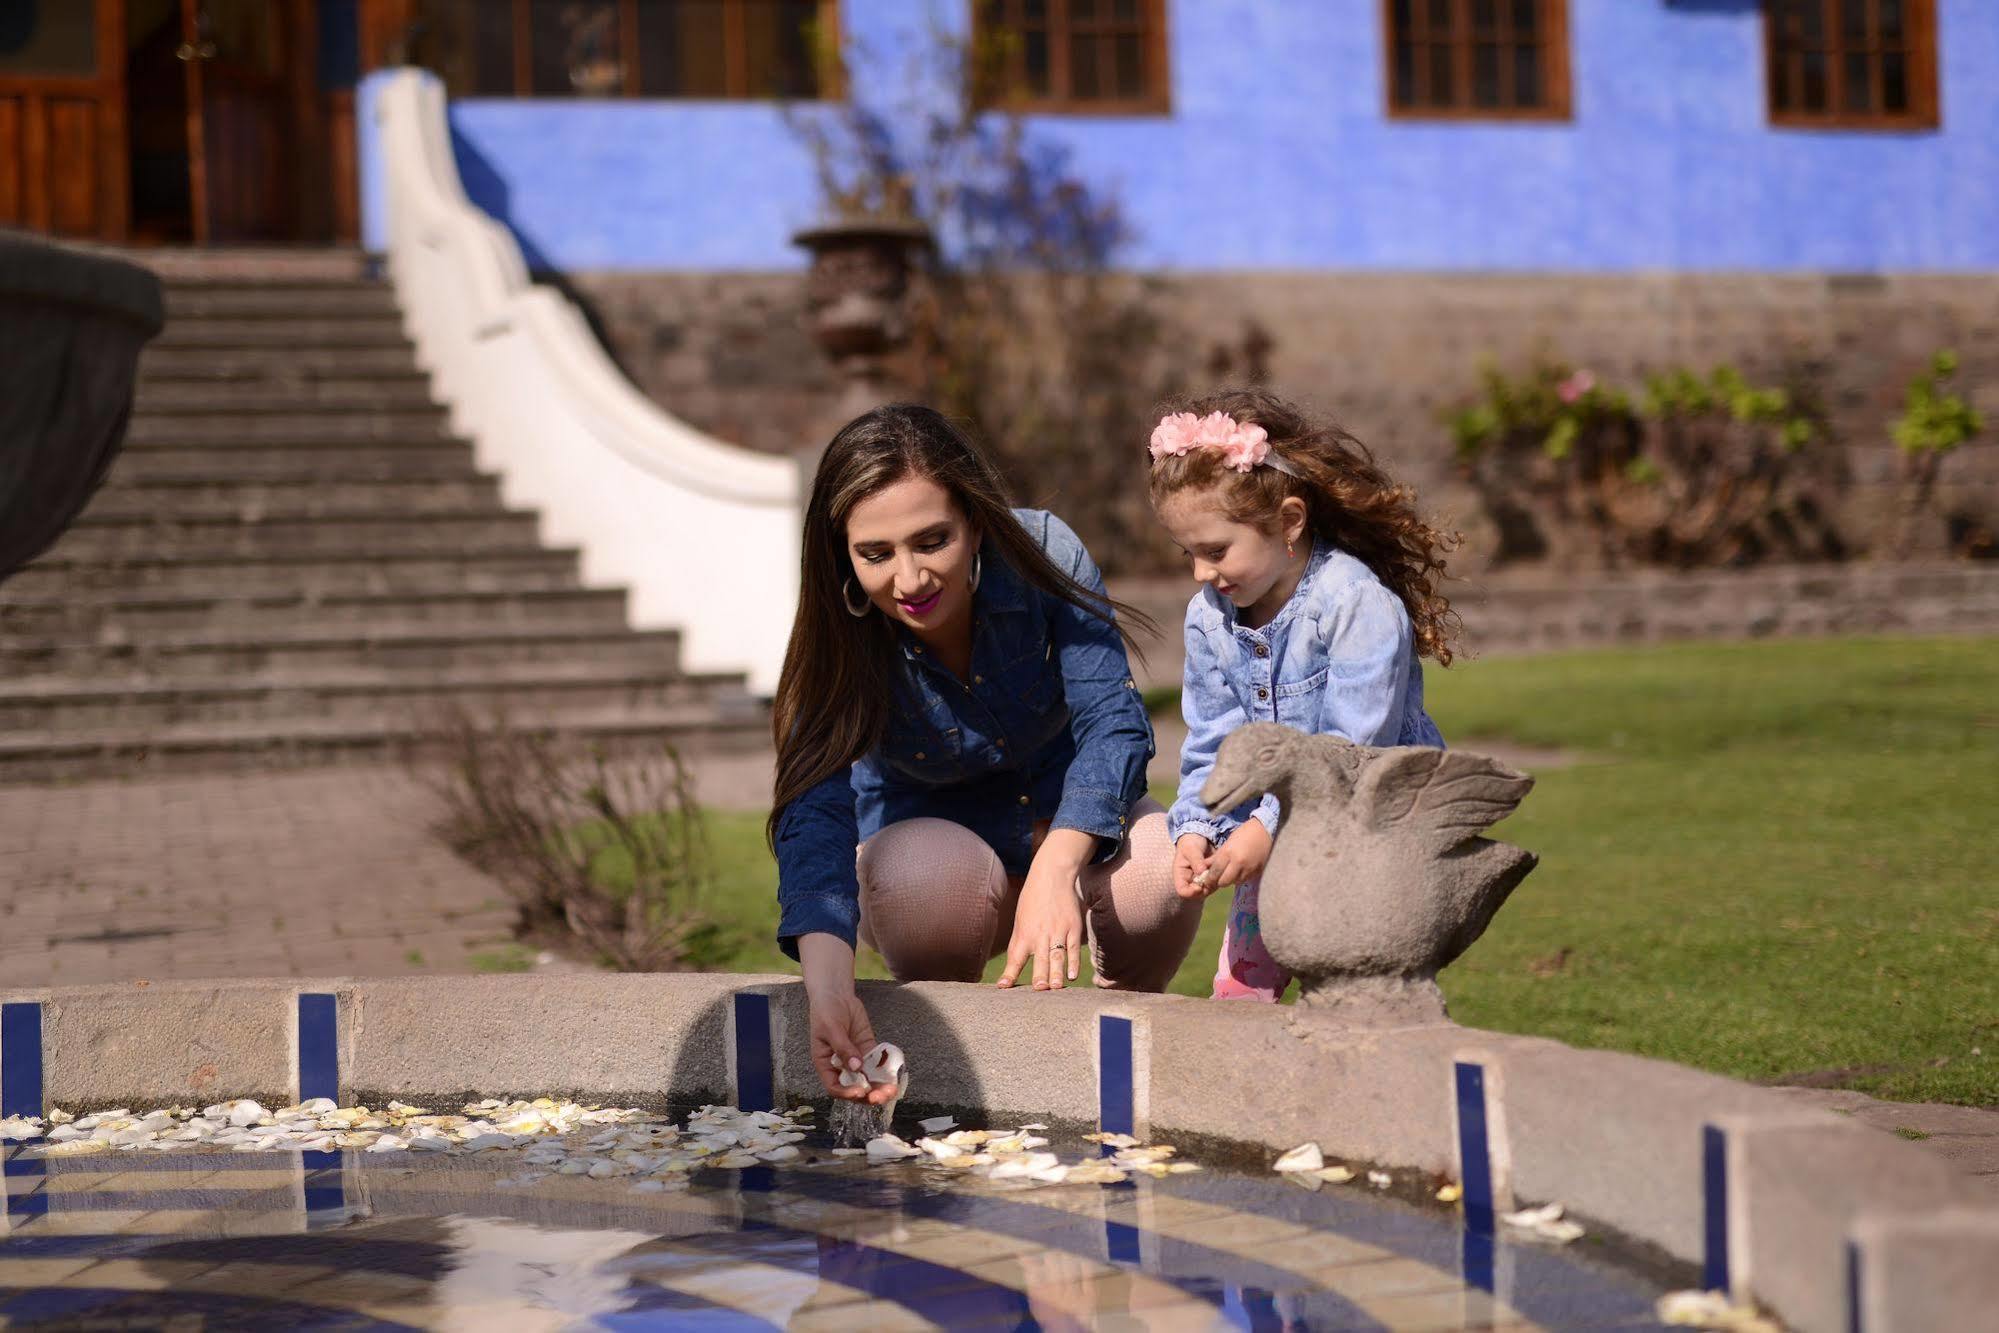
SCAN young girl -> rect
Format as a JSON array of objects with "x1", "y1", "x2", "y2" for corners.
[{"x1": 1149, "y1": 387, "x2": 1461, "y2": 1001}]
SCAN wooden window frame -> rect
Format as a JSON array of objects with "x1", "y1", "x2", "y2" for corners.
[
  {"x1": 470, "y1": 0, "x2": 842, "y2": 101},
  {"x1": 1764, "y1": 0, "x2": 1938, "y2": 131},
  {"x1": 1381, "y1": 0, "x2": 1572, "y2": 123},
  {"x1": 973, "y1": 0, "x2": 1172, "y2": 117}
]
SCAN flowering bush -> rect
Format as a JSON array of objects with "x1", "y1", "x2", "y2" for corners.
[
  {"x1": 1448, "y1": 361, "x2": 1836, "y2": 569},
  {"x1": 1889, "y1": 350, "x2": 1986, "y2": 556}
]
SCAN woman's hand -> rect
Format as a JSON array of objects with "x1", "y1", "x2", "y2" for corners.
[
  {"x1": 797, "y1": 933, "x2": 897, "y2": 1104},
  {"x1": 997, "y1": 828, "x2": 1093, "y2": 991},
  {"x1": 1207, "y1": 820, "x2": 1273, "y2": 889},
  {"x1": 1172, "y1": 832, "x2": 1216, "y2": 899}
]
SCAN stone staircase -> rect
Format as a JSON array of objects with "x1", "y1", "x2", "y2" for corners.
[{"x1": 0, "y1": 251, "x2": 768, "y2": 783}]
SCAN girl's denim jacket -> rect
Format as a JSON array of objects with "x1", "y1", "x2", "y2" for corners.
[
  {"x1": 773, "y1": 509, "x2": 1154, "y2": 960},
  {"x1": 1168, "y1": 541, "x2": 1445, "y2": 847}
]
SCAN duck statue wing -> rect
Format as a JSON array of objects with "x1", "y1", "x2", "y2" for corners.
[{"x1": 1349, "y1": 747, "x2": 1534, "y2": 855}]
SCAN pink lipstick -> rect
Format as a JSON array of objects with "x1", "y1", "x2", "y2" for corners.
[{"x1": 898, "y1": 590, "x2": 942, "y2": 617}]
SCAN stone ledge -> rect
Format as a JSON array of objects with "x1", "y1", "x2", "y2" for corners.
[{"x1": 1, "y1": 975, "x2": 1989, "y2": 1333}]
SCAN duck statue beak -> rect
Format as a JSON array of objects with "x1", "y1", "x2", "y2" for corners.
[{"x1": 1200, "y1": 765, "x2": 1264, "y2": 820}]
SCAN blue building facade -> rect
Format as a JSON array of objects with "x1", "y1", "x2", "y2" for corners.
[{"x1": 361, "y1": 0, "x2": 1997, "y2": 274}]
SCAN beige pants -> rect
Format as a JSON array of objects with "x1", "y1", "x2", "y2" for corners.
[{"x1": 856, "y1": 796, "x2": 1199, "y2": 990}]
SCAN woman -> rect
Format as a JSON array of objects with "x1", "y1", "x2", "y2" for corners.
[{"x1": 770, "y1": 404, "x2": 1202, "y2": 1104}]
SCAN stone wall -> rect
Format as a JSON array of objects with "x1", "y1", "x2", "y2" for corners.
[{"x1": 563, "y1": 269, "x2": 1999, "y2": 567}]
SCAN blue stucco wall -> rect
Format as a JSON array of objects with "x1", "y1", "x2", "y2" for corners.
[{"x1": 359, "y1": 0, "x2": 1999, "y2": 272}]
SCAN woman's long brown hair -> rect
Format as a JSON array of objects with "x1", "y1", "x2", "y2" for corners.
[
  {"x1": 1148, "y1": 387, "x2": 1464, "y2": 664},
  {"x1": 767, "y1": 403, "x2": 1156, "y2": 847}
]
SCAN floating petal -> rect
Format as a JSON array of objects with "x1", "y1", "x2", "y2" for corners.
[{"x1": 1272, "y1": 1143, "x2": 1324, "y2": 1174}]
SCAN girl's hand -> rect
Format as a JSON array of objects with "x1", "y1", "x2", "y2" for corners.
[
  {"x1": 1173, "y1": 833, "x2": 1217, "y2": 899},
  {"x1": 998, "y1": 829, "x2": 1092, "y2": 990},
  {"x1": 1208, "y1": 820, "x2": 1273, "y2": 888}
]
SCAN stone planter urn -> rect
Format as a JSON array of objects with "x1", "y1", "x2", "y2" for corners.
[
  {"x1": 0, "y1": 231, "x2": 164, "y2": 586},
  {"x1": 791, "y1": 216, "x2": 935, "y2": 467}
]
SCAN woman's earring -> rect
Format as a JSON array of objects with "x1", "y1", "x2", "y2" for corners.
[
  {"x1": 842, "y1": 578, "x2": 872, "y2": 618},
  {"x1": 969, "y1": 550, "x2": 983, "y2": 593}
]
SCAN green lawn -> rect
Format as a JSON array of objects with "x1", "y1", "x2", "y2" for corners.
[{"x1": 688, "y1": 635, "x2": 1998, "y2": 1107}]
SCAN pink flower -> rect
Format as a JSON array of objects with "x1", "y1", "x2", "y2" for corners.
[
  {"x1": 1148, "y1": 411, "x2": 1203, "y2": 460},
  {"x1": 1557, "y1": 370, "x2": 1596, "y2": 405},
  {"x1": 1220, "y1": 421, "x2": 1270, "y2": 472}
]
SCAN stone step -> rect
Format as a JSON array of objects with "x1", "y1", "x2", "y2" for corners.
[
  {"x1": 0, "y1": 702, "x2": 769, "y2": 785},
  {"x1": 126, "y1": 411, "x2": 451, "y2": 445},
  {"x1": 51, "y1": 511, "x2": 544, "y2": 560},
  {"x1": 162, "y1": 285, "x2": 397, "y2": 319},
  {"x1": 88, "y1": 475, "x2": 505, "y2": 519},
  {"x1": 139, "y1": 346, "x2": 422, "y2": 379},
  {"x1": 152, "y1": 316, "x2": 410, "y2": 349},
  {"x1": 112, "y1": 441, "x2": 481, "y2": 482},
  {"x1": 0, "y1": 662, "x2": 728, "y2": 732},
  {"x1": 133, "y1": 378, "x2": 439, "y2": 412},
  {"x1": 6, "y1": 548, "x2": 584, "y2": 598},
  {"x1": 0, "y1": 585, "x2": 627, "y2": 640},
  {"x1": 121, "y1": 247, "x2": 374, "y2": 282},
  {"x1": 0, "y1": 625, "x2": 685, "y2": 679}
]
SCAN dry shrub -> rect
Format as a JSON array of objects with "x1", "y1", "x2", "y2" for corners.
[{"x1": 420, "y1": 708, "x2": 732, "y2": 972}]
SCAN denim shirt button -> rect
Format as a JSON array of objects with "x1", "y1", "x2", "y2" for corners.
[
  {"x1": 997, "y1": 737, "x2": 1008, "y2": 748},
  {"x1": 974, "y1": 674, "x2": 984, "y2": 684},
  {"x1": 915, "y1": 751, "x2": 926, "y2": 761},
  {"x1": 1254, "y1": 643, "x2": 1269, "y2": 657},
  {"x1": 1256, "y1": 687, "x2": 1269, "y2": 701},
  {"x1": 1017, "y1": 794, "x2": 1031, "y2": 806}
]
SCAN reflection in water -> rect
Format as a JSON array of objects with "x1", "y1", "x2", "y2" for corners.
[{"x1": 0, "y1": 1139, "x2": 1674, "y2": 1330}]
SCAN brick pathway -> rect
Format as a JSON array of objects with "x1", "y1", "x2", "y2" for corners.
[{"x1": 0, "y1": 766, "x2": 518, "y2": 987}]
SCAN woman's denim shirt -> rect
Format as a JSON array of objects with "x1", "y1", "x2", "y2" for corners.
[
  {"x1": 774, "y1": 509, "x2": 1154, "y2": 960},
  {"x1": 1169, "y1": 541, "x2": 1445, "y2": 847}
]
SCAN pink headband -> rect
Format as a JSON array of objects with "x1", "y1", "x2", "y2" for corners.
[{"x1": 1148, "y1": 411, "x2": 1301, "y2": 477}]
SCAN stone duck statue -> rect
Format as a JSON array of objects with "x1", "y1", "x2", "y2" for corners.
[{"x1": 1201, "y1": 722, "x2": 1539, "y2": 1022}]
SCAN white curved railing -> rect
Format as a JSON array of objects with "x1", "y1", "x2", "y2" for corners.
[{"x1": 369, "y1": 69, "x2": 801, "y2": 694}]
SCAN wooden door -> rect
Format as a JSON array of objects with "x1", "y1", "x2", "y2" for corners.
[
  {"x1": 0, "y1": 0, "x2": 129, "y2": 241},
  {"x1": 181, "y1": 0, "x2": 293, "y2": 243}
]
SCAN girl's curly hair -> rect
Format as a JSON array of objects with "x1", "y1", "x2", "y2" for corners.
[{"x1": 1148, "y1": 387, "x2": 1464, "y2": 665}]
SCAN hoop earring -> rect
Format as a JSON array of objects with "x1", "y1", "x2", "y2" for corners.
[
  {"x1": 842, "y1": 578, "x2": 871, "y2": 618},
  {"x1": 969, "y1": 550, "x2": 982, "y2": 593}
]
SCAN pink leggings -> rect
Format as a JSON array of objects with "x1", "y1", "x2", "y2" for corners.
[
  {"x1": 856, "y1": 797, "x2": 1200, "y2": 991},
  {"x1": 1212, "y1": 876, "x2": 1294, "y2": 1002}
]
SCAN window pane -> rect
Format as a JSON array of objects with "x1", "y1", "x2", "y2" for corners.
[
  {"x1": 635, "y1": 0, "x2": 727, "y2": 97},
  {"x1": 1393, "y1": 39, "x2": 1417, "y2": 104},
  {"x1": 1392, "y1": 0, "x2": 1414, "y2": 32},
  {"x1": 1471, "y1": 0, "x2": 1498, "y2": 35},
  {"x1": 1798, "y1": 1, "x2": 1824, "y2": 42},
  {"x1": 1879, "y1": 0, "x2": 1905, "y2": 41},
  {"x1": 1473, "y1": 42, "x2": 1500, "y2": 106},
  {"x1": 1839, "y1": 0, "x2": 1868, "y2": 43},
  {"x1": 1070, "y1": 33, "x2": 1100, "y2": 97},
  {"x1": 0, "y1": 2, "x2": 98, "y2": 77},
  {"x1": 742, "y1": 0, "x2": 819, "y2": 97},
  {"x1": 1801, "y1": 49, "x2": 1827, "y2": 109},
  {"x1": 530, "y1": 0, "x2": 623, "y2": 96},
  {"x1": 1113, "y1": 32, "x2": 1142, "y2": 99},
  {"x1": 1842, "y1": 51, "x2": 1873, "y2": 111},
  {"x1": 1024, "y1": 28, "x2": 1049, "y2": 93},
  {"x1": 1513, "y1": 41, "x2": 1540, "y2": 107},
  {"x1": 1025, "y1": 0, "x2": 1047, "y2": 22},
  {"x1": 414, "y1": 0, "x2": 516, "y2": 96},
  {"x1": 1882, "y1": 50, "x2": 1908, "y2": 109},
  {"x1": 1114, "y1": 0, "x2": 1139, "y2": 21},
  {"x1": 1072, "y1": 0, "x2": 1098, "y2": 21},
  {"x1": 1511, "y1": 0, "x2": 1538, "y2": 38},
  {"x1": 1428, "y1": 41, "x2": 1454, "y2": 104},
  {"x1": 1428, "y1": 0, "x2": 1453, "y2": 29}
]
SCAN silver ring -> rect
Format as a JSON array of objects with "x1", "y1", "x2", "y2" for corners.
[{"x1": 1047, "y1": 943, "x2": 1065, "y2": 952}]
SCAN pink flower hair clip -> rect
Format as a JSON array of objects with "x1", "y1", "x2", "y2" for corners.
[{"x1": 1149, "y1": 410, "x2": 1300, "y2": 477}]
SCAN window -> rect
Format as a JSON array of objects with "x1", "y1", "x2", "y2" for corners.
[
  {"x1": 975, "y1": 0, "x2": 1170, "y2": 114},
  {"x1": 1766, "y1": 0, "x2": 1937, "y2": 128},
  {"x1": 1383, "y1": 0, "x2": 1570, "y2": 120},
  {"x1": 417, "y1": 0, "x2": 833, "y2": 99}
]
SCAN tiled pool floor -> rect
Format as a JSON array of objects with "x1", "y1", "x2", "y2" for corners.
[{"x1": 2, "y1": 1144, "x2": 1677, "y2": 1330}]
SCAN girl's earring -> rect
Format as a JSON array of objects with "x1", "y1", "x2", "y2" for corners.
[
  {"x1": 969, "y1": 549, "x2": 983, "y2": 593},
  {"x1": 842, "y1": 578, "x2": 872, "y2": 618},
  {"x1": 1286, "y1": 540, "x2": 1295, "y2": 558}
]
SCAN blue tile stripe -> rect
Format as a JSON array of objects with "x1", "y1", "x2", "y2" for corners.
[
  {"x1": 732, "y1": 991, "x2": 773, "y2": 1113},
  {"x1": 1, "y1": 1002, "x2": 44, "y2": 1120},
  {"x1": 1454, "y1": 1061, "x2": 1495, "y2": 1237},
  {"x1": 1846, "y1": 1238, "x2": 1864, "y2": 1333},
  {"x1": 1703, "y1": 1123, "x2": 1729, "y2": 1295},
  {"x1": 1098, "y1": 1014, "x2": 1134, "y2": 1140},
  {"x1": 297, "y1": 993, "x2": 339, "y2": 1106}
]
